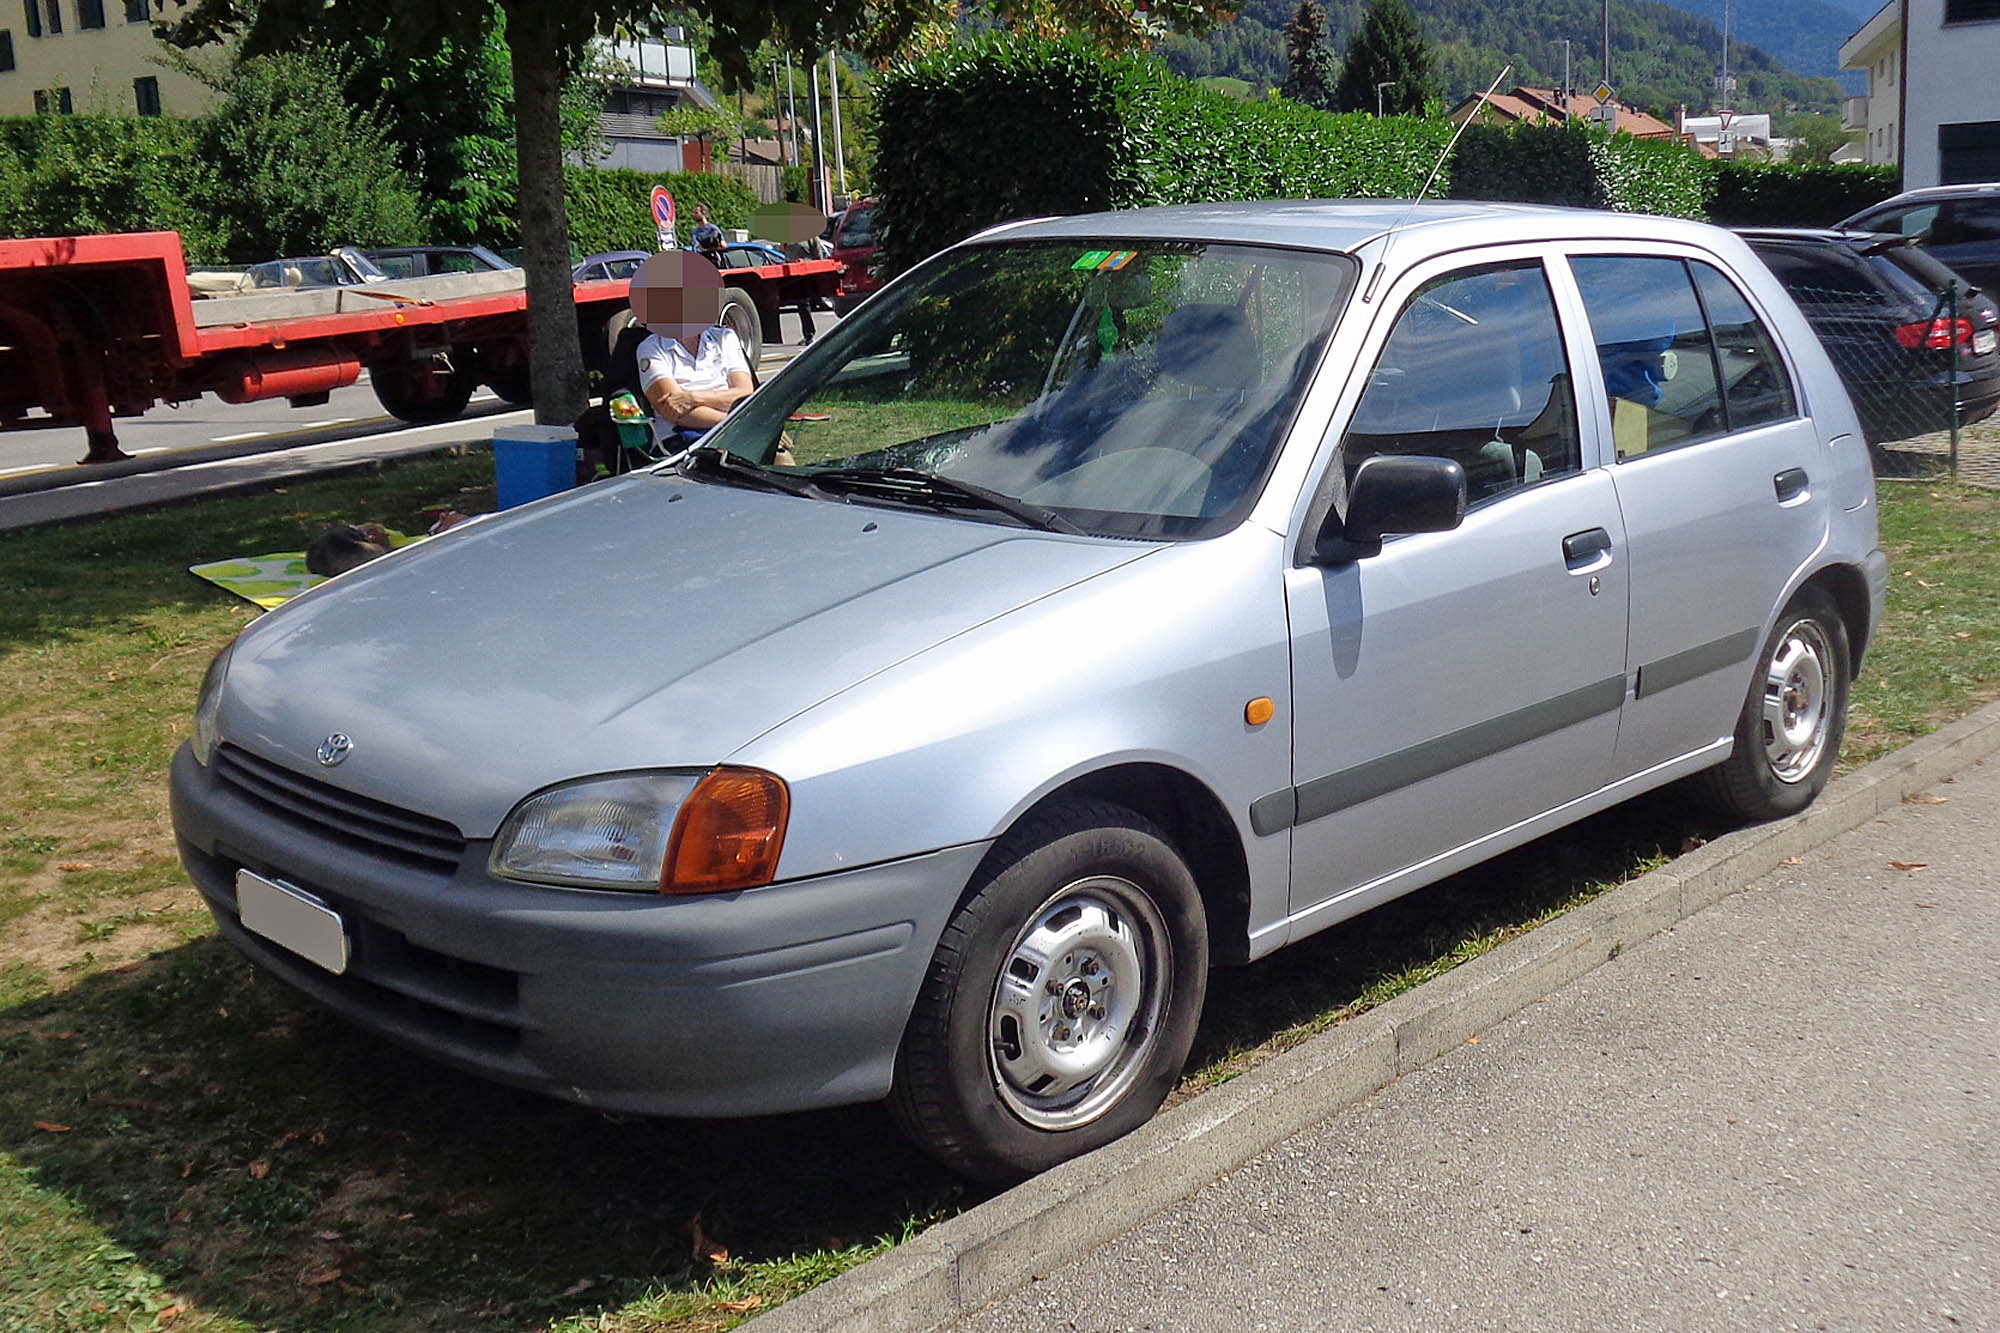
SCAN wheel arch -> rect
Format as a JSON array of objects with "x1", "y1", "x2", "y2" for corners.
[
  {"x1": 1800, "y1": 561, "x2": 1873, "y2": 672},
  {"x1": 992, "y1": 762, "x2": 1253, "y2": 966}
]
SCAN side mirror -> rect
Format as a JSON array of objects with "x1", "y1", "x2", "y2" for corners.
[{"x1": 1311, "y1": 455, "x2": 1467, "y2": 564}]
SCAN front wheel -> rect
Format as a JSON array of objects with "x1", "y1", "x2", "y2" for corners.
[
  {"x1": 888, "y1": 800, "x2": 1208, "y2": 1184},
  {"x1": 1702, "y1": 586, "x2": 1850, "y2": 821},
  {"x1": 370, "y1": 358, "x2": 474, "y2": 424}
]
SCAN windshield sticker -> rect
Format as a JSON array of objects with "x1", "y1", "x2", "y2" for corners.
[
  {"x1": 1072, "y1": 250, "x2": 1112, "y2": 270},
  {"x1": 1072, "y1": 249, "x2": 1138, "y2": 272}
]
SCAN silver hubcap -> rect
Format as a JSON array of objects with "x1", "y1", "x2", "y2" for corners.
[
  {"x1": 1761, "y1": 618, "x2": 1833, "y2": 784},
  {"x1": 987, "y1": 876, "x2": 1170, "y2": 1131}
]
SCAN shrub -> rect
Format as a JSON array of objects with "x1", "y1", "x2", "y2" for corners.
[
  {"x1": 1707, "y1": 161, "x2": 1900, "y2": 227},
  {"x1": 875, "y1": 37, "x2": 1453, "y2": 275},
  {"x1": 562, "y1": 167, "x2": 758, "y2": 256},
  {"x1": 0, "y1": 115, "x2": 227, "y2": 261},
  {"x1": 1450, "y1": 120, "x2": 1711, "y2": 219}
]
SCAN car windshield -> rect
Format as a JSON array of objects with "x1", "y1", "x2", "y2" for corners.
[{"x1": 697, "y1": 239, "x2": 1356, "y2": 539}]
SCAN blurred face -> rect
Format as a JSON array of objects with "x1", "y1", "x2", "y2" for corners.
[
  {"x1": 751, "y1": 201, "x2": 829, "y2": 244},
  {"x1": 631, "y1": 251, "x2": 723, "y2": 343}
]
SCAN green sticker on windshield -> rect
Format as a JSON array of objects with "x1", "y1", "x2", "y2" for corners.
[{"x1": 1072, "y1": 250, "x2": 1112, "y2": 270}]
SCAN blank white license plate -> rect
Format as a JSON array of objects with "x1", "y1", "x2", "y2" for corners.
[
  {"x1": 1975, "y1": 329, "x2": 1997, "y2": 356},
  {"x1": 235, "y1": 870, "x2": 349, "y2": 975}
]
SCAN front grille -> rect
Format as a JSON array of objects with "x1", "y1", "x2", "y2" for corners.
[{"x1": 214, "y1": 744, "x2": 467, "y2": 873}]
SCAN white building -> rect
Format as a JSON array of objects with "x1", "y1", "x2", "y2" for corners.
[
  {"x1": 1843, "y1": 0, "x2": 2000, "y2": 187},
  {"x1": 0, "y1": 0, "x2": 221, "y2": 117}
]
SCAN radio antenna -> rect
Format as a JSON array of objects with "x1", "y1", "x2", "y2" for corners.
[{"x1": 1364, "y1": 62, "x2": 1513, "y2": 303}]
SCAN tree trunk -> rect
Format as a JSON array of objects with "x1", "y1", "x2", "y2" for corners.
[{"x1": 506, "y1": 5, "x2": 587, "y2": 426}]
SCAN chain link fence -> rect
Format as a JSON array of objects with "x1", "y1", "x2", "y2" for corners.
[{"x1": 1795, "y1": 282, "x2": 2000, "y2": 485}]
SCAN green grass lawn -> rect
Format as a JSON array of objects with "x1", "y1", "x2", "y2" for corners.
[{"x1": 0, "y1": 462, "x2": 1992, "y2": 1332}]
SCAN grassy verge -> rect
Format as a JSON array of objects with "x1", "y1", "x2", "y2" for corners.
[{"x1": 0, "y1": 468, "x2": 1992, "y2": 1332}]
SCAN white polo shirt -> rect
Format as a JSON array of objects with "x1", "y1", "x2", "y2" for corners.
[{"x1": 636, "y1": 327, "x2": 751, "y2": 441}]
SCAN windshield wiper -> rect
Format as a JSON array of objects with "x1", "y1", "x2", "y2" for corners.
[
  {"x1": 678, "y1": 445, "x2": 829, "y2": 500},
  {"x1": 809, "y1": 466, "x2": 1084, "y2": 535}
]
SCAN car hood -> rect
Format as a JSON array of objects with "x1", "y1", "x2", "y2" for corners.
[{"x1": 218, "y1": 473, "x2": 1152, "y2": 837}]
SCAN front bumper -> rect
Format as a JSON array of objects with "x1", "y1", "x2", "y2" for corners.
[{"x1": 171, "y1": 743, "x2": 987, "y2": 1117}]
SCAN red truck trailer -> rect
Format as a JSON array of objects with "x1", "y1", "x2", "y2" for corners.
[{"x1": 0, "y1": 231, "x2": 840, "y2": 463}]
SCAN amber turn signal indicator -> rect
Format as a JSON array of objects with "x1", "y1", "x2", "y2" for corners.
[
  {"x1": 662, "y1": 767, "x2": 790, "y2": 894},
  {"x1": 1245, "y1": 696, "x2": 1275, "y2": 726}
]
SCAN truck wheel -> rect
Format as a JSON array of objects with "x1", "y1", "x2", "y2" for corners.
[
  {"x1": 1701, "y1": 586, "x2": 1849, "y2": 821},
  {"x1": 888, "y1": 800, "x2": 1208, "y2": 1184},
  {"x1": 719, "y1": 288, "x2": 762, "y2": 368},
  {"x1": 371, "y1": 360, "x2": 474, "y2": 424},
  {"x1": 485, "y1": 369, "x2": 533, "y2": 406}
]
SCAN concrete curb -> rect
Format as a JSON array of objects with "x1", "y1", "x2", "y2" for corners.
[{"x1": 750, "y1": 699, "x2": 2000, "y2": 1333}]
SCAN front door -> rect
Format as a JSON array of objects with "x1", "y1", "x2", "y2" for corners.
[{"x1": 1281, "y1": 256, "x2": 1629, "y2": 925}]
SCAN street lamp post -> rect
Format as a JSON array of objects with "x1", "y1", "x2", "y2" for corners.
[{"x1": 1376, "y1": 80, "x2": 1396, "y2": 117}]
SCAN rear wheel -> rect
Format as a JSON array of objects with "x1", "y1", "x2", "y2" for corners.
[
  {"x1": 370, "y1": 358, "x2": 474, "y2": 424},
  {"x1": 888, "y1": 800, "x2": 1208, "y2": 1184},
  {"x1": 1702, "y1": 586, "x2": 1849, "y2": 820},
  {"x1": 484, "y1": 368, "x2": 533, "y2": 406},
  {"x1": 718, "y1": 287, "x2": 762, "y2": 368}
]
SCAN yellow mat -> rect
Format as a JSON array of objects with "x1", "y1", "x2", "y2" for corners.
[{"x1": 190, "y1": 531, "x2": 421, "y2": 611}]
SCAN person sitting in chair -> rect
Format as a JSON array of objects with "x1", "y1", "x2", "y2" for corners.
[{"x1": 630, "y1": 251, "x2": 754, "y2": 450}]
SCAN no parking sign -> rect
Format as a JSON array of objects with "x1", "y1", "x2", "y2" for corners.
[{"x1": 651, "y1": 186, "x2": 676, "y2": 250}]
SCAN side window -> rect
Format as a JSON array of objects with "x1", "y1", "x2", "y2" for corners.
[
  {"x1": 1341, "y1": 261, "x2": 1580, "y2": 505},
  {"x1": 1690, "y1": 262, "x2": 1796, "y2": 432},
  {"x1": 1571, "y1": 256, "x2": 1728, "y2": 460}
]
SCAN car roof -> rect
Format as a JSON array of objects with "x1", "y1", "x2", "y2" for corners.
[{"x1": 978, "y1": 200, "x2": 1740, "y2": 260}]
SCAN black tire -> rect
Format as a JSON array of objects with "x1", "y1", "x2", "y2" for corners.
[
  {"x1": 1701, "y1": 586, "x2": 1850, "y2": 821},
  {"x1": 718, "y1": 287, "x2": 762, "y2": 367},
  {"x1": 888, "y1": 799, "x2": 1208, "y2": 1184},
  {"x1": 485, "y1": 368, "x2": 533, "y2": 406},
  {"x1": 370, "y1": 359, "x2": 474, "y2": 424}
]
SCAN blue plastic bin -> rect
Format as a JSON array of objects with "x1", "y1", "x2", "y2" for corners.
[{"x1": 492, "y1": 425, "x2": 577, "y2": 509}]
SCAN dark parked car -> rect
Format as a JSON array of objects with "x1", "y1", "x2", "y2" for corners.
[
  {"x1": 573, "y1": 250, "x2": 651, "y2": 284},
  {"x1": 1739, "y1": 228, "x2": 2000, "y2": 444},
  {"x1": 364, "y1": 245, "x2": 515, "y2": 279},
  {"x1": 1840, "y1": 183, "x2": 2000, "y2": 298}
]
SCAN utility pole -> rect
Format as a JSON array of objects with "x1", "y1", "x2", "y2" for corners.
[
  {"x1": 827, "y1": 50, "x2": 847, "y2": 200},
  {"x1": 1720, "y1": 0, "x2": 1732, "y2": 111},
  {"x1": 1602, "y1": 0, "x2": 1611, "y2": 86},
  {"x1": 807, "y1": 58, "x2": 830, "y2": 213},
  {"x1": 784, "y1": 51, "x2": 799, "y2": 166},
  {"x1": 1375, "y1": 81, "x2": 1396, "y2": 117},
  {"x1": 769, "y1": 60, "x2": 787, "y2": 166},
  {"x1": 1558, "y1": 39, "x2": 1572, "y2": 105}
]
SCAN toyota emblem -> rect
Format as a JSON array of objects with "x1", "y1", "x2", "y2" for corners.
[{"x1": 316, "y1": 733, "x2": 353, "y2": 767}]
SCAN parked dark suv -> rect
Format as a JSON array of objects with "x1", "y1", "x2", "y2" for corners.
[
  {"x1": 1840, "y1": 183, "x2": 2000, "y2": 297},
  {"x1": 1738, "y1": 227, "x2": 2000, "y2": 444}
]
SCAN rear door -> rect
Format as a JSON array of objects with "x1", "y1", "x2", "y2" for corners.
[{"x1": 1562, "y1": 250, "x2": 1831, "y2": 775}]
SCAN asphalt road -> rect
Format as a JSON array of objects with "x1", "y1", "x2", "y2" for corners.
[
  {"x1": 950, "y1": 757, "x2": 2000, "y2": 1331},
  {"x1": 0, "y1": 311, "x2": 830, "y2": 531}
]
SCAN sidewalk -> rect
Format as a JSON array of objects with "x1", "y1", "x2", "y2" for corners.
[{"x1": 949, "y1": 755, "x2": 1999, "y2": 1330}]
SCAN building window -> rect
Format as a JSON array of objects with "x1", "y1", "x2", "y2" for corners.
[
  {"x1": 0, "y1": 29, "x2": 12, "y2": 69},
  {"x1": 123, "y1": 0, "x2": 142, "y2": 18},
  {"x1": 133, "y1": 73, "x2": 159, "y2": 114},
  {"x1": 1941, "y1": 121, "x2": 2000, "y2": 184},
  {"x1": 1945, "y1": 0, "x2": 2000, "y2": 20},
  {"x1": 78, "y1": 0, "x2": 101, "y2": 26},
  {"x1": 43, "y1": 0, "x2": 56, "y2": 33},
  {"x1": 23, "y1": 0, "x2": 39, "y2": 39},
  {"x1": 33, "y1": 84, "x2": 67, "y2": 112}
]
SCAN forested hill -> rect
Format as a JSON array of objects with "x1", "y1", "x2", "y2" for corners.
[
  {"x1": 1158, "y1": 0, "x2": 1847, "y2": 116},
  {"x1": 1660, "y1": 0, "x2": 1868, "y2": 81}
]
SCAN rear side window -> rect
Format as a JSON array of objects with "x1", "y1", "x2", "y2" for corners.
[
  {"x1": 1572, "y1": 255, "x2": 1794, "y2": 459},
  {"x1": 1690, "y1": 262, "x2": 1797, "y2": 434},
  {"x1": 1341, "y1": 260, "x2": 1580, "y2": 505}
]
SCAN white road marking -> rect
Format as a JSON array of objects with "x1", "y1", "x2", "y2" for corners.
[
  {"x1": 213, "y1": 430, "x2": 273, "y2": 443},
  {"x1": 131, "y1": 447, "x2": 168, "y2": 455}
]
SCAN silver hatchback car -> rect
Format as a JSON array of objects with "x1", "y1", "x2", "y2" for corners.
[{"x1": 171, "y1": 201, "x2": 1887, "y2": 1182}]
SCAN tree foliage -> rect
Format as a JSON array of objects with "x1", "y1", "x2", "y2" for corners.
[
  {"x1": 1279, "y1": 1, "x2": 1338, "y2": 111},
  {"x1": 1334, "y1": 0, "x2": 1434, "y2": 114}
]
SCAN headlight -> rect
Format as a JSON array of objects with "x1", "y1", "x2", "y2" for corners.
[
  {"x1": 489, "y1": 767, "x2": 789, "y2": 894},
  {"x1": 191, "y1": 640, "x2": 235, "y2": 766}
]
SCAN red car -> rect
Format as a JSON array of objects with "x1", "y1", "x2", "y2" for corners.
[{"x1": 831, "y1": 198, "x2": 880, "y2": 315}]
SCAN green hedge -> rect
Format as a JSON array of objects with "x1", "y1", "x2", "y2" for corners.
[
  {"x1": 875, "y1": 37, "x2": 1453, "y2": 274},
  {"x1": 1448, "y1": 120, "x2": 1711, "y2": 219},
  {"x1": 0, "y1": 115, "x2": 227, "y2": 262},
  {"x1": 1706, "y1": 161, "x2": 1900, "y2": 227},
  {"x1": 562, "y1": 166, "x2": 759, "y2": 256}
]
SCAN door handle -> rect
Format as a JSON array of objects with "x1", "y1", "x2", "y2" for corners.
[
  {"x1": 1774, "y1": 467, "x2": 1809, "y2": 502},
  {"x1": 1562, "y1": 527, "x2": 1612, "y2": 567}
]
